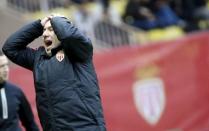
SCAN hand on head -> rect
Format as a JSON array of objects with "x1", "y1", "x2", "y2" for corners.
[
  {"x1": 41, "y1": 16, "x2": 51, "y2": 26},
  {"x1": 41, "y1": 14, "x2": 66, "y2": 26}
]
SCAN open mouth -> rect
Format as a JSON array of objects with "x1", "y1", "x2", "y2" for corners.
[{"x1": 44, "y1": 40, "x2": 52, "y2": 47}]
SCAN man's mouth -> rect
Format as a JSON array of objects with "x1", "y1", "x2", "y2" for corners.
[{"x1": 44, "y1": 40, "x2": 52, "y2": 47}]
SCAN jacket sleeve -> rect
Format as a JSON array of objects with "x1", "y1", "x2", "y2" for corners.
[
  {"x1": 51, "y1": 17, "x2": 93, "y2": 62},
  {"x1": 18, "y1": 90, "x2": 39, "y2": 131},
  {"x1": 2, "y1": 20, "x2": 43, "y2": 70}
]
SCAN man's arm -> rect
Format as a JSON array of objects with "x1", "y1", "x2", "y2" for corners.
[
  {"x1": 18, "y1": 90, "x2": 39, "y2": 131},
  {"x1": 51, "y1": 16, "x2": 93, "y2": 62},
  {"x1": 2, "y1": 20, "x2": 43, "y2": 70}
]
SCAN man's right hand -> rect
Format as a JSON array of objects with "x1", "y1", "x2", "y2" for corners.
[
  {"x1": 41, "y1": 14, "x2": 66, "y2": 27},
  {"x1": 41, "y1": 16, "x2": 51, "y2": 26}
]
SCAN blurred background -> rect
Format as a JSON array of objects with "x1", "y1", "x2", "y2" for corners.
[{"x1": 0, "y1": 0, "x2": 209, "y2": 130}]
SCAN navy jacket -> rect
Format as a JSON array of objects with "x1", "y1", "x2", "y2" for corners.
[
  {"x1": 3, "y1": 17, "x2": 106, "y2": 131},
  {"x1": 0, "y1": 82, "x2": 39, "y2": 131}
]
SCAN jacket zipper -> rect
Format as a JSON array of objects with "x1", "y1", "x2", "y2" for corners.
[{"x1": 1, "y1": 88, "x2": 8, "y2": 119}]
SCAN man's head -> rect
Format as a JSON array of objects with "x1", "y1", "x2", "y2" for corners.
[
  {"x1": 0, "y1": 51, "x2": 9, "y2": 83},
  {"x1": 42, "y1": 20, "x2": 60, "y2": 56}
]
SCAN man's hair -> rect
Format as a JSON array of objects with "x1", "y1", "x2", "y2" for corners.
[{"x1": 0, "y1": 50, "x2": 4, "y2": 56}]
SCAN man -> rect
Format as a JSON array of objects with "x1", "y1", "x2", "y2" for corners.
[
  {"x1": 0, "y1": 51, "x2": 39, "y2": 131},
  {"x1": 2, "y1": 14, "x2": 106, "y2": 131}
]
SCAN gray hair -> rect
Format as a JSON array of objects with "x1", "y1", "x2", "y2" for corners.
[{"x1": 0, "y1": 50, "x2": 3, "y2": 56}]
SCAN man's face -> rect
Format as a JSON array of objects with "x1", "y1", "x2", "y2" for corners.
[
  {"x1": 42, "y1": 20, "x2": 60, "y2": 56},
  {"x1": 0, "y1": 55, "x2": 9, "y2": 83}
]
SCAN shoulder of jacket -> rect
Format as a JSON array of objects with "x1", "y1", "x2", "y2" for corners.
[{"x1": 4, "y1": 82, "x2": 21, "y2": 92}]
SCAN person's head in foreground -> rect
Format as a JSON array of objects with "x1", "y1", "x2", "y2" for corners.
[{"x1": 0, "y1": 50, "x2": 9, "y2": 83}]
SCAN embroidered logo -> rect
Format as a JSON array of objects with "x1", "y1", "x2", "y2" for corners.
[{"x1": 56, "y1": 50, "x2": 65, "y2": 62}]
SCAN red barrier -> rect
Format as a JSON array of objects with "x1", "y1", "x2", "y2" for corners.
[{"x1": 10, "y1": 31, "x2": 209, "y2": 131}]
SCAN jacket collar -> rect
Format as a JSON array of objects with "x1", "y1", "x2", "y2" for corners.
[
  {"x1": 0, "y1": 81, "x2": 6, "y2": 89},
  {"x1": 51, "y1": 44, "x2": 63, "y2": 56},
  {"x1": 41, "y1": 44, "x2": 63, "y2": 58}
]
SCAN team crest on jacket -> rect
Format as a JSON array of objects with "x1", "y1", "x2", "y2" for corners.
[
  {"x1": 56, "y1": 50, "x2": 65, "y2": 62},
  {"x1": 133, "y1": 78, "x2": 165, "y2": 125}
]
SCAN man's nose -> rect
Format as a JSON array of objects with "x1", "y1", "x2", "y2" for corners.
[{"x1": 43, "y1": 30, "x2": 49, "y2": 37}]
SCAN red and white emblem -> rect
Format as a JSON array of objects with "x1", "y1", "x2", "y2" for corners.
[
  {"x1": 133, "y1": 78, "x2": 165, "y2": 125},
  {"x1": 56, "y1": 50, "x2": 65, "y2": 62}
]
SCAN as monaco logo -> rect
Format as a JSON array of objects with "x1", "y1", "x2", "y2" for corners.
[
  {"x1": 133, "y1": 78, "x2": 165, "y2": 125},
  {"x1": 56, "y1": 50, "x2": 65, "y2": 62}
]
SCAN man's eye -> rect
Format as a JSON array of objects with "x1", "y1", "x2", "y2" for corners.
[{"x1": 49, "y1": 28, "x2": 53, "y2": 31}]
